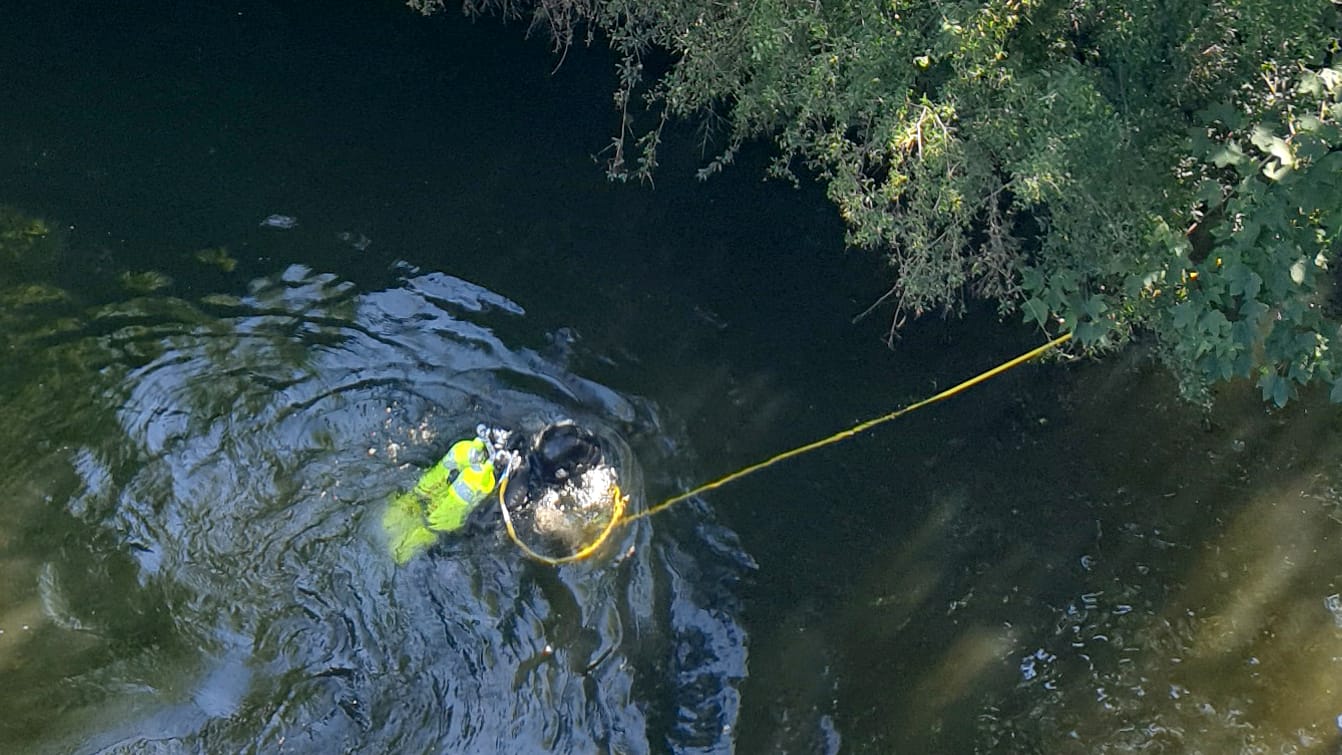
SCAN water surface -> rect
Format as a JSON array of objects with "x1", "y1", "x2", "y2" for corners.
[{"x1": 2, "y1": 2, "x2": 1342, "y2": 752}]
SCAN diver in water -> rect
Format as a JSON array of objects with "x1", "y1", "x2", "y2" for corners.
[
  {"x1": 382, "y1": 420, "x2": 616, "y2": 564},
  {"x1": 501, "y1": 422, "x2": 604, "y2": 506}
]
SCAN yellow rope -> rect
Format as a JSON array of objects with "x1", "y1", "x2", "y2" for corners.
[
  {"x1": 498, "y1": 331, "x2": 1072, "y2": 565},
  {"x1": 496, "y1": 472, "x2": 629, "y2": 566}
]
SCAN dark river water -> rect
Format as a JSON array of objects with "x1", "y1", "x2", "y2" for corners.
[{"x1": 3, "y1": 2, "x2": 1342, "y2": 753}]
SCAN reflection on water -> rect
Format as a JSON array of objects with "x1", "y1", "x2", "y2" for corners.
[
  {"x1": 5, "y1": 216, "x2": 1342, "y2": 753},
  {"x1": 748, "y1": 354, "x2": 1342, "y2": 753},
  {"x1": 4, "y1": 1, "x2": 1342, "y2": 751},
  {"x1": 0, "y1": 255, "x2": 749, "y2": 752}
]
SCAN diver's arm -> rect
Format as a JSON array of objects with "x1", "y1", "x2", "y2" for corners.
[{"x1": 502, "y1": 457, "x2": 532, "y2": 512}]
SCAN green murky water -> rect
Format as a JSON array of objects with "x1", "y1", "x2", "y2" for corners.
[{"x1": 2, "y1": 2, "x2": 1341, "y2": 753}]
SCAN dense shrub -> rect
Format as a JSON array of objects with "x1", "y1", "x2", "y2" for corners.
[{"x1": 413, "y1": 0, "x2": 1342, "y2": 405}]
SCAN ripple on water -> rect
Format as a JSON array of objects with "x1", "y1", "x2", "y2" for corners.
[{"x1": 0, "y1": 264, "x2": 751, "y2": 753}]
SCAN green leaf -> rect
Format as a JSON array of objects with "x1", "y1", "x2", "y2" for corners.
[
  {"x1": 1290, "y1": 259, "x2": 1307, "y2": 285},
  {"x1": 1295, "y1": 330, "x2": 1321, "y2": 354},
  {"x1": 1263, "y1": 160, "x2": 1293, "y2": 181},
  {"x1": 1288, "y1": 360, "x2": 1312, "y2": 384},
  {"x1": 1172, "y1": 302, "x2": 1198, "y2": 330},
  {"x1": 1267, "y1": 137, "x2": 1293, "y2": 166},
  {"x1": 1331, "y1": 378, "x2": 1342, "y2": 403},
  {"x1": 1232, "y1": 352, "x2": 1254, "y2": 377},
  {"x1": 1242, "y1": 271, "x2": 1262, "y2": 300},
  {"x1": 1081, "y1": 295, "x2": 1107, "y2": 319},
  {"x1": 1123, "y1": 273, "x2": 1145, "y2": 298},
  {"x1": 1202, "y1": 102, "x2": 1243, "y2": 129},
  {"x1": 1198, "y1": 309, "x2": 1229, "y2": 335},
  {"x1": 1020, "y1": 266, "x2": 1044, "y2": 293},
  {"x1": 1074, "y1": 320, "x2": 1106, "y2": 345},
  {"x1": 1052, "y1": 270, "x2": 1079, "y2": 294},
  {"x1": 1194, "y1": 179, "x2": 1224, "y2": 207},
  {"x1": 1232, "y1": 320, "x2": 1257, "y2": 348},
  {"x1": 1258, "y1": 372, "x2": 1291, "y2": 407},
  {"x1": 1211, "y1": 143, "x2": 1248, "y2": 169},
  {"x1": 1238, "y1": 218, "x2": 1263, "y2": 246},
  {"x1": 1022, "y1": 297, "x2": 1049, "y2": 327},
  {"x1": 1250, "y1": 124, "x2": 1278, "y2": 152},
  {"x1": 1239, "y1": 298, "x2": 1269, "y2": 323}
]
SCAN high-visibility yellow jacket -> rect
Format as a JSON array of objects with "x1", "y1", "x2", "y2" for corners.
[
  {"x1": 417, "y1": 438, "x2": 497, "y2": 531},
  {"x1": 383, "y1": 437, "x2": 498, "y2": 564}
]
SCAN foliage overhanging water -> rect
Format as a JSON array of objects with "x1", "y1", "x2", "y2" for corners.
[{"x1": 2, "y1": 2, "x2": 1342, "y2": 753}]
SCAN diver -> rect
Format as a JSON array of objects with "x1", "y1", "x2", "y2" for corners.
[{"x1": 382, "y1": 420, "x2": 619, "y2": 564}]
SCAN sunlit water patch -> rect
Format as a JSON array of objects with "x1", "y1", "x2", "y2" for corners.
[
  {"x1": 0, "y1": 262, "x2": 751, "y2": 753},
  {"x1": 786, "y1": 358, "x2": 1342, "y2": 753}
]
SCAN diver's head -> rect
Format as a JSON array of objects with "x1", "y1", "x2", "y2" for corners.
[
  {"x1": 507, "y1": 422, "x2": 621, "y2": 553},
  {"x1": 532, "y1": 422, "x2": 602, "y2": 485}
]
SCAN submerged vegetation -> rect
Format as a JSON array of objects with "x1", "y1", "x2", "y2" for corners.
[{"x1": 411, "y1": 0, "x2": 1342, "y2": 405}]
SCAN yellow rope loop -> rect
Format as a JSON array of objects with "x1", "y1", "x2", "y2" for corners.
[
  {"x1": 496, "y1": 473, "x2": 630, "y2": 566},
  {"x1": 501, "y1": 331, "x2": 1072, "y2": 565}
]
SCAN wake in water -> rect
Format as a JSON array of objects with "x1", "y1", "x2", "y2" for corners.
[{"x1": 0, "y1": 261, "x2": 753, "y2": 753}]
